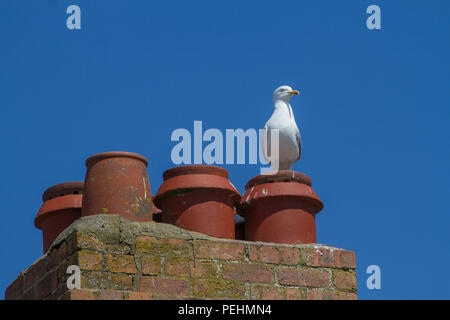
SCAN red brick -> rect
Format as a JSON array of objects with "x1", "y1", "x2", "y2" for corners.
[
  {"x1": 21, "y1": 287, "x2": 37, "y2": 300},
  {"x1": 4, "y1": 274, "x2": 24, "y2": 300},
  {"x1": 306, "y1": 289, "x2": 356, "y2": 300},
  {"x1": 251, "y1": 285, "x2": 283, "y2": 300},
  {"x1": 140, "y1": 256, "x2": 161, "y2": 275},
  {"x1": 333, "y1": 270, "x2": 357, "y2": 291},
  {"x1": 278, "y1": 267, "x2": 329, "y2": 287},
  {"x1": 152, "y1": 294, "x2": 184, "y2": 300},
  {"x1": 164, "y1": 259, "x2": 217, "y2": 279},
  {"x1": 109, "y1": 274, "x2": 133, "y2": 290},
  {"x1": 46, "y1": 242, "x2": 68, "y2": 272},
  {"x1": 81, "y1": 272, "x2": 133, "y2": 291},
  {"x1": 37, "y1": 271, "x2": 58, "y2": 299},
  {"x1": 78, "y1": 251, "x2": 104, "y2": 271},
  {"x1": 136, "y1": 236, "x2": 192, "y2": 258},
  {"x1": 106, "y1": 254, "x2": 138, "y2": 274},
  {"x1": 338, "y1": 250, "x2": 356, "y2": 269},
  {"x1": 45, "y1": 284, "x2": 68, "y2": 300},
  {"x1": 194, "y1": 240, "x2": 244, "y2": 260},
  {"x1": 139, "y1": 277, "x2": 189, "y2": 297},
  {"x1": 165, "y1": 259, "x2": 191, "y2": 277},
  {"x1": 65, "y1": 231, "x2": 80, "y2": 255},
  {"x1": 286, "y1": 288, "x2": 304, "y2": 300},
  {"x1": 303, "y1": 247, "x2": 355, "y2": 269},
  {"x1": 307, "y1": 289, "x2": 338, "y2": 300},
  {"x1": 248, "y1": 245, "x2": 281, "y2": 264},
  {"x1": 222, "y1": 263, "x2": 274, "y2": 284},
  {"x1": 191, "y1": 261, "x2": 217, "y2": 279},
  {"x1": 127, "y1": 291, "x2": 152, "y2": 300},
  {"x1": 280, "y1": 247, "x2": 301, "y2": 265},
  {"x1": 337, "y1": 291, "x2": 358, "y2": 300},
  {"x1": 97, "y1": 290, "x2": 124, "y2": 300},
  {"x1": 24, "y1": 261, "x2": 46, "y2": 289},
  {"x1": 247, "y1": 245, "x2": 300, "y2": 265},
  {"x1": 76, "y1": 232, "x2": 105, "y2": 252},
  {"x1": 65, "y1": 290, "x2": 97, "y2": 300},
  {"x1": 302, "y1": 247, "x2": 336, "y2": 267},
  {"x1": 192, "y1": 280, "x2": 246, "y2": 299}
]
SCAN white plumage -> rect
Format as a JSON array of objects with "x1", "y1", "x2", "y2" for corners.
[{"x1": 262, "y1": 85, "x2": 302, "y2": 171}]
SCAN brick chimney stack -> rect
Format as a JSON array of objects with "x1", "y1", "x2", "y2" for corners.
[{"x1": 5, "y1": 215, "x2": 356, "y2": 300}]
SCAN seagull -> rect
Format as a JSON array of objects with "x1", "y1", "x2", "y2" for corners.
[{"x1": 261, "y1": 85, "x2": 301, "y2": 171}]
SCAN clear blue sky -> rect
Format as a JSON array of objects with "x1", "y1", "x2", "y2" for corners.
[{"x1": 1, "y1": 0, "x2": 449, "y2": 300}]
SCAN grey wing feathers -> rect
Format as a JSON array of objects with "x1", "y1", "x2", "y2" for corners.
[
  {"x1": 296, "y1": 129, "x2": 301, "y2": 161},
  {"x1": 261, "y1": 125, "x2": 270, "y2": 164}
]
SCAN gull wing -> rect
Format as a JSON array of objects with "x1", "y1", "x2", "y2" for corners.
[
  {"x1": 261, "y1": 124, "x2": 271, "y2": 164},
  {"x1": 296, "y1": 128, "x2": 302, "y2": 161}
]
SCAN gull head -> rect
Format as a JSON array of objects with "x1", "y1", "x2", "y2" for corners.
[{"x1": 273, "y1": 85, "x2": 300, "y2": 102}]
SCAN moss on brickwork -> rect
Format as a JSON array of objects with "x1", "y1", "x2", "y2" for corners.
[
  {"x1": 5, "y1": 214, "x2": 357, "y2": 300},
  {"x1": 192, "y1": 279, "x2": 246, "y2": 299}
]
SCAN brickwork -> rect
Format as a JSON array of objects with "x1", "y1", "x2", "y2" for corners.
[{"x1": 5, "y1": 214, "x2": 357, "y2": 300}]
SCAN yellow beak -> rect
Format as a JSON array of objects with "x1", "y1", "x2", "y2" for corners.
[{"x1": 289, "y1": 90, "x2": 300, "y2": 95}]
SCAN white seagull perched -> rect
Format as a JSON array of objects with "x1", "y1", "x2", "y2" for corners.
[{"x1": 262, "y1": 85, "x2": 302, "y2": 171}]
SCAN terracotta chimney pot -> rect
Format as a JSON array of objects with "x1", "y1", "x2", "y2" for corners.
[
  {"x1": 34, "y1": 182, "x2": 83, "y2": 253},
  {"x1": 153, "y1": 165, "x2": 241, "y2": 239},
  {"x1": 82, "y1": 151, "x2": 153, "y2": 222},
  {"x1": 240, "y1": 171, "x2": 323, "y2": 244}
]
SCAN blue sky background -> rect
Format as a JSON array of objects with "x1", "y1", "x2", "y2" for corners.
[{"x1": 1, "y1": 0, "x2": 449, "y2": 300}]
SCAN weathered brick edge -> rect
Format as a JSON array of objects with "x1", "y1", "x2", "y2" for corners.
[{"x1": 5, "y1": 214, "x2": 357, "y2": 300}]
